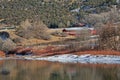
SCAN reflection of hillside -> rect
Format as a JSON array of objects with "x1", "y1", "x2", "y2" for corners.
[
  {"x1": 0, "y1": 60, "x2": 120, "y2": 80},
  {"x1": 0, "y1": 61, "x2": 4, "y2": 66}
]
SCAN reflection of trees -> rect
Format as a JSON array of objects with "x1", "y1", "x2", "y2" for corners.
[
  {"x1": 0, "y1": 60, "x2": 120, "y2": 80},
  {"x1": 97, "y1": 67, "x2": 119, "y2": 80},
  {"x1": 50, "y1": 72, "x2": 62, "y2": 80},
  {"x1": 0, "y1": 60, "x2": 17, "y2": 80}
]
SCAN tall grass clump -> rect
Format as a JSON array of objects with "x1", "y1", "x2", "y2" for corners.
[
  {"x1": 16, "y1": 19, "x2": 51, "y2": 40},
  {"x1": 98, "y1": 23, "x2": 120, "y2": 51},
  {"x1": 0, "y1": 38, "x2": 16, "y2": 52}
]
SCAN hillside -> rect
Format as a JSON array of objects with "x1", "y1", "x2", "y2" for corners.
[{"x1": 0, "y1": 0, "x2": 119, "y2": 28}]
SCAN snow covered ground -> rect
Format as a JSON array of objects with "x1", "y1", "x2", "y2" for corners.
[
  {"x1": 1, "y1": 54, "x2": 120, "y2": 64},
  {"x1": 23, "y1": 54, "x2": 120, "y2": 64}
]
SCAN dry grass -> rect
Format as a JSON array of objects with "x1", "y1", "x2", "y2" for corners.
[
  {"x1": 20, "y1": 35, "x2": 75, "y2": 46},
  {"x1": 2, "y1": 26, "x2": 75, "y2": 46}
]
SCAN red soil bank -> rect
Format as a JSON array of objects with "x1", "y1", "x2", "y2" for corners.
[
  {"x1": 32, "y1": 46, "x2": 71, "y2": 56},
  {"x1": 0, "y1": 51, "x2": 5, "y2": 57},
  {"x1": 7, "y1": 46, "x2": 120, "y2": 56}
]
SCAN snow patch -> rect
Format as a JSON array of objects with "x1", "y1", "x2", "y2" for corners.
[
  {"x1": 1, "y1": 54, "x2": 120, "y2": 64},
  {"x1": 23, "y1": 54, "x2": 120, "y2": 64}
]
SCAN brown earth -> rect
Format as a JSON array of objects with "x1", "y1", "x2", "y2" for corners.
[
  {"x1": 31, "y1": 46, "x2": 120, "y2": 56},
  {"x1": 33, "y1": 49, "x2": 120, "y2": 56},
  {"x1": 7, "y1": 46, "x2": 120, "y2": 57},
  {"x1": 2, "y1": 25, "x2": 119, "y2": 58},
  {"x1": 0, "y1": 51, "x2": 5, "y2": 57}
]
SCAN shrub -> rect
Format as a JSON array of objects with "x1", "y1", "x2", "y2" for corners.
[
  {"x1": 0, "y1": 39, "x2": 16, "y2": 52},
  {"x1": 16, "y1": 19, "x2": 51, "y2": 40},
  {"x1": 32, "y1": 20, "x2": 51, "y2": 40},
  {"x1": 16, "y1": 19, "x2": 33, "y2": 39},
  {"x1": 98, "y1": 23, "x2": 120, "y2": 50}
]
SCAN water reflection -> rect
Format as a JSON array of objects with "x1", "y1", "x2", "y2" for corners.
[{"x1": 0, "y1": 60, "x2": 120, "y2": 80}]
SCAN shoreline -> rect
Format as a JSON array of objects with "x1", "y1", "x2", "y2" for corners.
[
  {"x1": 0, "y1": 45, "x2": 120, "y2": 64},
  {"x1": 0, "y1": 45, "x2": 120, "y2": 57},
  {"x1": 1, "y1": 54, "x2": 120, "y2": 64}
]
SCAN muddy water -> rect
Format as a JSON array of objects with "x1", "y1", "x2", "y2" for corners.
[{"x1": 0, "y1": 60, "x2": 120, "y2": 80}]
